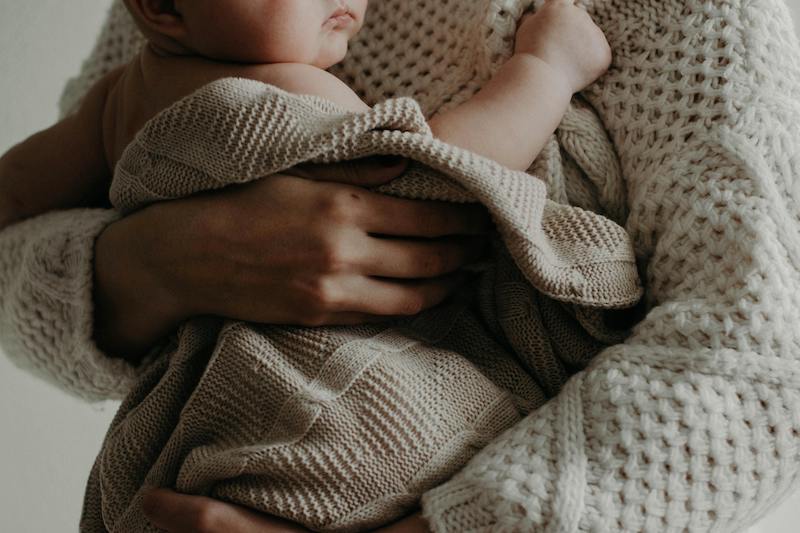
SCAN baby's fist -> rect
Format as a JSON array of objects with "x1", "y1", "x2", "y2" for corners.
[{"x1": 514, "y1": 0, "x2": 612, "y2": 93}]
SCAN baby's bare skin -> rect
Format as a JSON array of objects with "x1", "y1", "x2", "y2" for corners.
[
  {"x1": 0, "y1": 0, "x2": 610, "y2": 230},
  {"x1": 102, "y1": 47, "x2": 372, "y2": 167}
]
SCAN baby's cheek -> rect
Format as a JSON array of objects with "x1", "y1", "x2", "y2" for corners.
[{"x1": 235, "y1": 27, "x2": 301, "y2": 64}]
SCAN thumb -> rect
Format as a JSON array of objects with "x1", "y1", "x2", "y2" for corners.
[
  {"x1": 141, "y1": 488, "x2": 206, "y2": 532},
  {"x1": 142, "y1": 488, "x2": 243, "y2": 532},
  {"x1": 288, "y1": 155, "x2": 408, "y2": 187},
  {"x1": 141, "y1": 487, "x2": 311, "y2": 533}
]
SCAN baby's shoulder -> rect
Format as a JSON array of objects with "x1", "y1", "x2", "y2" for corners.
[
  {"x1": 238, "y1": 63, "x2": 369, "y2": 113},
  {"x1": 140, "y1": 49, "x2": 369, "y2": 114}
]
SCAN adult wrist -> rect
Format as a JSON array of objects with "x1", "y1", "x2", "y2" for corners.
[{"x1": 93, "y1": 203, "x2": 189, "y2": 363}]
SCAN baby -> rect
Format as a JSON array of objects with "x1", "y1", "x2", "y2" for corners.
[
  {"x1": 0, "y1": 0, "x2": 613, "y2": 530},
  {"x1": 0, "y1": 0, "x2": 610, "y2": 228}
]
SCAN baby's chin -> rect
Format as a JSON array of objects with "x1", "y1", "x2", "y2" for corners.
[{"x1": 313, "y1": 41, "x2": 351, "y2": 70}]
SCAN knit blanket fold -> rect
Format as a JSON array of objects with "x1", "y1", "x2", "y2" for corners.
[
  {"x1": 111, "y1": 80, "x2": 641, "y2": 308},
  {"x1": 80, "y1": 79, "x2": 641, "y2": 532}
]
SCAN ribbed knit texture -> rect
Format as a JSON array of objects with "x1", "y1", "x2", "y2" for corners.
[
  {"x1": 2, "y1": 0, "x2": 799, "y2": 531},
  {"x1": 79, "y1": 70, "x2": 640, "y2": 531}
]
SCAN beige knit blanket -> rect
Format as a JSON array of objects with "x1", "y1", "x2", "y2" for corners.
[
  {"x1": 79, "y1": 78, "x2": 641, "y2": 532},
  {"x1": 1, "y1": 0, "x2": 797, "y2": 531}
]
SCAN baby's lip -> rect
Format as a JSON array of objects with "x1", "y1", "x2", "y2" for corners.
[
  {"x1": 324, "y1": 7, "x2": 354, "y2": 28},
  {"x1": 329, "y1": 6, "x2": 350, "y2": 18}
]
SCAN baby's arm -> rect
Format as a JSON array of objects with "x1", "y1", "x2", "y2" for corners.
[
  {"x1": 0, "y1": 72, "x2": 117, "y2": 230},
  {"x1": 428, "y1": 1, "x2": 611, "y2": 171}
]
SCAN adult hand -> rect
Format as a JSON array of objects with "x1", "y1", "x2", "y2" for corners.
[
  {"x1": 94, "y1": 156, "x2": 491, "y2": 361},
  {"x1": 142, "y1": 488, "x2": 432, "y2": 533},
  {"x1": 142, "y1": 489, "x2": 310, "y2": 533}
]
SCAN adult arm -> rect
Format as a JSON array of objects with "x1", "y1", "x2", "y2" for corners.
[
  {"x1": 0, "y1": 161, "x2": 490, "y2": 399},
  {"x1": 140, "y1": 488, "x2": 430, "y2": 533},
  {"x1": 0, "y1": 70, "x2": 120, "y2": 231},
  {"x1": 94, "y1": 167, "x2": 491, "y2": 362},
  {"x1": 419, "y1": 1, "x2": 800, "y2": 531}
]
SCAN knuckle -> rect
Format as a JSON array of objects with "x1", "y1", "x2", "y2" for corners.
[
  {"x1": 303, "y1": 276, "x2": 342, "y2": 313},
  {"x1": 317, "y1": 190, "x2": 360, "y2": 224},
  {"x1": 316, "y1": 238, "x2": 351, "y2": 273}
]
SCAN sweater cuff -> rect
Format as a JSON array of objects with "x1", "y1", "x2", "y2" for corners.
[{"x1": 0, "y1": 208, "x2": 149, "y2": 401}]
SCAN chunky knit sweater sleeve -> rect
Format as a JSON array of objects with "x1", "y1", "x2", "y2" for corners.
[
  {"x1": 421, "y1": 1, "x2": 800, "y2": 531},
  {"x1": 0, "y1": 209, "x2": 146, "y2": 401},
  {"x1": 0, "y1": 3, "x2": 148, "y2": 402}
]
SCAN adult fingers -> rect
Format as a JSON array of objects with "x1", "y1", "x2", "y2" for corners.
[
  {"x1": 142, "y1": 488, "x2": 241, "y2": 532},
  {"x1": 289, "y1": 155, "x2": 408, "y2": 187},
  {"x1": 356, "y1": 235, "x2": 488, "y2": 278},
  {"x1": 312, "y1": 312, "x2": 398, "y2": 326},
  {"x1": 142, "y1": 488, "x2": 308, "y2": 533},
  {"x1": 331, "y1": 272, "x2": 471, "y2": 317},
  {"x1": 360, "y1": 194, "x2": 492, "y2": 237},
  {"x1": 281, "y1": 166, "x2": 493, "y2": 238}
]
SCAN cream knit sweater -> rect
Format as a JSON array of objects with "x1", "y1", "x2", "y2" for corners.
[{"x1": 2, "y1": 0, "x2": 800, "y2": 531}]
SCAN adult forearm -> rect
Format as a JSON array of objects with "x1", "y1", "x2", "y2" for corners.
[
  {"x1": 0, "y1": 104, "x2": 111, "y2": 232},
  {"x1": 0, "y1": 151, "x2": 27, "y2": 231},
  {"x1": 0, "y1": 195, "x2": 15, "y2": 232},
  {"x1": 428, "y1": 54, "x2": 573, "y2": 171},
  {"x1": 93, "y1": 203, "x2": 189, "y2": 363}
]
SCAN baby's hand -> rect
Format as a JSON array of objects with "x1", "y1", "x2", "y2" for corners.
[{"x1": 513, "y1": 0, "x2": 612, "y2": 93}]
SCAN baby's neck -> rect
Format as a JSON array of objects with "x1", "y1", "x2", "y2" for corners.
[{"x1": 145, "y1": 40, "x2": 196, "y2": 60}]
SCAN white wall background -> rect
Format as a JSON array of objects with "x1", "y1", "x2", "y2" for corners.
[
  {"x1": 0, "y1": 1, "x2": 799, "y2": 532},
  {"x1": 0, "y1": 3, "x2": 121, "y2": 531}
]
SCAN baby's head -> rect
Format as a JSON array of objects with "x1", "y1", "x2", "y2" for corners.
[{"x1": 124, "y1": 0, "x2": 368, "y2": 68}]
